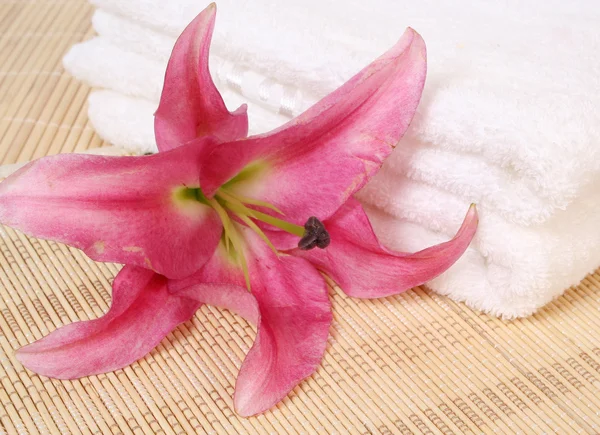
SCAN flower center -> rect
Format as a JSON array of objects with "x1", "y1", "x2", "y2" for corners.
[{"x1": 181, "y1": 185, "x2": 330, "y2": 289}]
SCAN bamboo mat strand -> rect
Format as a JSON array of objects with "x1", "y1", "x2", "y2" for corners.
[
  {"x1": 0, "y1": 3, "x2": 90, "y2": 163},
  {"x1": 2, "y1": 0, "x2": 600, "y2": 434},
  {"x1": 0, "y1": 0, "x2": 108, "y2": 166}
]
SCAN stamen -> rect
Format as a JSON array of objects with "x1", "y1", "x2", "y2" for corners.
[
  {"x1": 206, "y1": 197, "x2": 234, "y2": 238},
  {"x1": 236, "y1": 237, "x2": 251, "y2": 290},
  {"x1": 207, "y1": 196, "x2": 251, "y2": 289},
  {"x1": 298, "y1": 216, "x2": 330, "y2": 250},
  {"x1": 234, "y1": 213, "x2": 278, "y2": 255},
  {"x1": 246, "y1": 209, "x2": 305, "y2": 237},
  {"x1": 217, "y1": 192, "x2": 305, "y2": 237},
  {"x1": 219, "y1": 189, "x2": 285, "y2": 215}
]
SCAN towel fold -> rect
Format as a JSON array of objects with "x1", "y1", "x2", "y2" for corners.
[
  {"x1": 64, "y1": 38, "x2": 291, "y2": 136},
  {"x1": 65, "y1": 34, "x2": 596, "y2": 225},
  {"x1": 362, "y1": 185, "x2": 600, "y2": 317},
  {"x1": 62, "y1": 0, "x2": 600, "y2": 317},
  {"x1": 87, "y1": 0, "x2": 600, "y2": 217}
]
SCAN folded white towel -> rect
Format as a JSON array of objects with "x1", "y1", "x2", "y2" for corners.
[
  {"x1": 88, "y1": 0, "x2": 600, "y2": 219},
  {"x1": 65, "y1": 35, "x2": 584, "y2": 225},
  {"x1": 94, "y1": 9, "x2": 313, "y2": 120},
  {"x1": 76, "y1": 6, "x2": 600, "y2": 225},
  {"x1": 87, "y1": 91, "x2": 157, "y2": 154},
  {"x1": 63, "y1": 38, "x2": 290, "y2": 136},
  {"x1": 62, "y1": 0, "x2": 600, "y2": 317},
  {"x1": 92, "y1": 8, "x2": 173, "y2": 63}
]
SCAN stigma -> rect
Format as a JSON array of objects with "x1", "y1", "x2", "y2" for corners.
[{"x1": 298, "y1": 216, "x2": 330, "y2": 250}]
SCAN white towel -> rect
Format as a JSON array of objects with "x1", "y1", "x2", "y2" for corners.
[
  {"x1": 63, "y1": 37, "x2": 291, "y2": 137},
  {"x1": 65, "y1": 34, "x2": 594, "y2": 225},
  {"x1": 62, "y1": 0, "x2": 600, "y2": 317},
  {"x1": 86, "y1": 0, "x2": 600, "y2": 216}
]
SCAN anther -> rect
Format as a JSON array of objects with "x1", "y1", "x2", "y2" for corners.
[{"x1": 298, "y1": 216, "x2": 330, "y2": 250}]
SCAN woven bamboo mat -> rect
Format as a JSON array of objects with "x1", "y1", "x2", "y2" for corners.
[{"x1": 2, "y1": 1, "x2": 600, "y2": 434}]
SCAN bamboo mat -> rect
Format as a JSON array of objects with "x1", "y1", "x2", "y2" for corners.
[{"x1": 2, "y1": 1, "x2": 600, "y2": 434}]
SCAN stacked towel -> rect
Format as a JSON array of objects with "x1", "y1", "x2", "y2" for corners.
[{"x1": 63, "y1": 0, "x2": 600, "y2": 318}]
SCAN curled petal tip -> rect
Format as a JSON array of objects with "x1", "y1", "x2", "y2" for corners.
[
  {"x1": 14, "y1": 348, "x2": 35, "y2": 375},
  {"x1": 233, "y1": 395, "x2": 255, "y2": 418},
  {"x1": 405, "y1": 27, "x2": 423, "y2": 40},
  {"x1": 205, "y1": 5, "x2": 217, "y2": 21},
  {"x1": 204, "y1": 2, "x2": 217, "y2": 17},
  {"x1": 14, "y1": 347, "x2": 27, "y2": 363},
  {"x1": 404, "y1": 26, "x2": 417, "y2": 36},
  {"x1": 14, "y1": 345, "x2": 68, "y2": 379},
  {"x1": 467, "y1": 203, "x2": 479, "y2": 221},
  {"x1": 454, "y1": 204, "x2": 478, "y2": 241},
  {"x1": 401, "y1": 27, "x2": 426, "y2": 61}
]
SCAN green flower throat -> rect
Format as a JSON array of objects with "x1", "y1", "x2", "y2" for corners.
[{"x1": 178, "y1": 183, "x2": 330, "y2": 289}]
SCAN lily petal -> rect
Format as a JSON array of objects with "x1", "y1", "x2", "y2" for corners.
[
  {"x1": 291, "y1": 199, "x2": 478, "y2": 298},
  {"x1": 201, "y1": 28, "x2": 426, "y2": 226},
  {"x1": 0, "y1": 141, "x2": 222, "y2": 279},
  {"x1": 154, "y1": 3, "x2": 248, "y2": 151},
  {"x1": 16, "y1": 266, "x2": 200, "y2": 379},
  {"x1": 173, "y1": 227, "x2": 332, "y2": 416}
]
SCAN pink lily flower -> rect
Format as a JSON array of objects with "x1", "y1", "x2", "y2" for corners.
[{"x1": 0, "y1": 4, "x2": 477, "y2": 416}]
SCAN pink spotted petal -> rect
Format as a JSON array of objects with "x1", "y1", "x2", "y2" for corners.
[
  {"x1": 291, "y1": 199, "x2": 478, "y2": 298},
  {"x1": 0, "y1": 141, "x2": 222, "y2": 279},
  {"x1": 154, "y1": 3, "x2": 248, "y2": 151},
  {"x1": 173, "y1": 227, "x2": 332, "y2": 416},
  {"x1": 16, "y1": 266, "x2": 200, "y2": 379},
  {"x1": 200, "y1": 28, "x2": 426, "y2": 226}
]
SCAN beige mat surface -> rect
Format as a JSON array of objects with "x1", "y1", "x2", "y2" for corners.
[{"x1": 1, "y1": 1, "x2": 600, "y2": 434}]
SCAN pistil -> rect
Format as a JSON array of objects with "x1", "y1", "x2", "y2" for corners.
[
  {"x1": 206, "y1": 195, "x2": 251, "y2": 289},
  {"x1": 298, "y1": 216, "x2": 330, "y2": 250}
]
